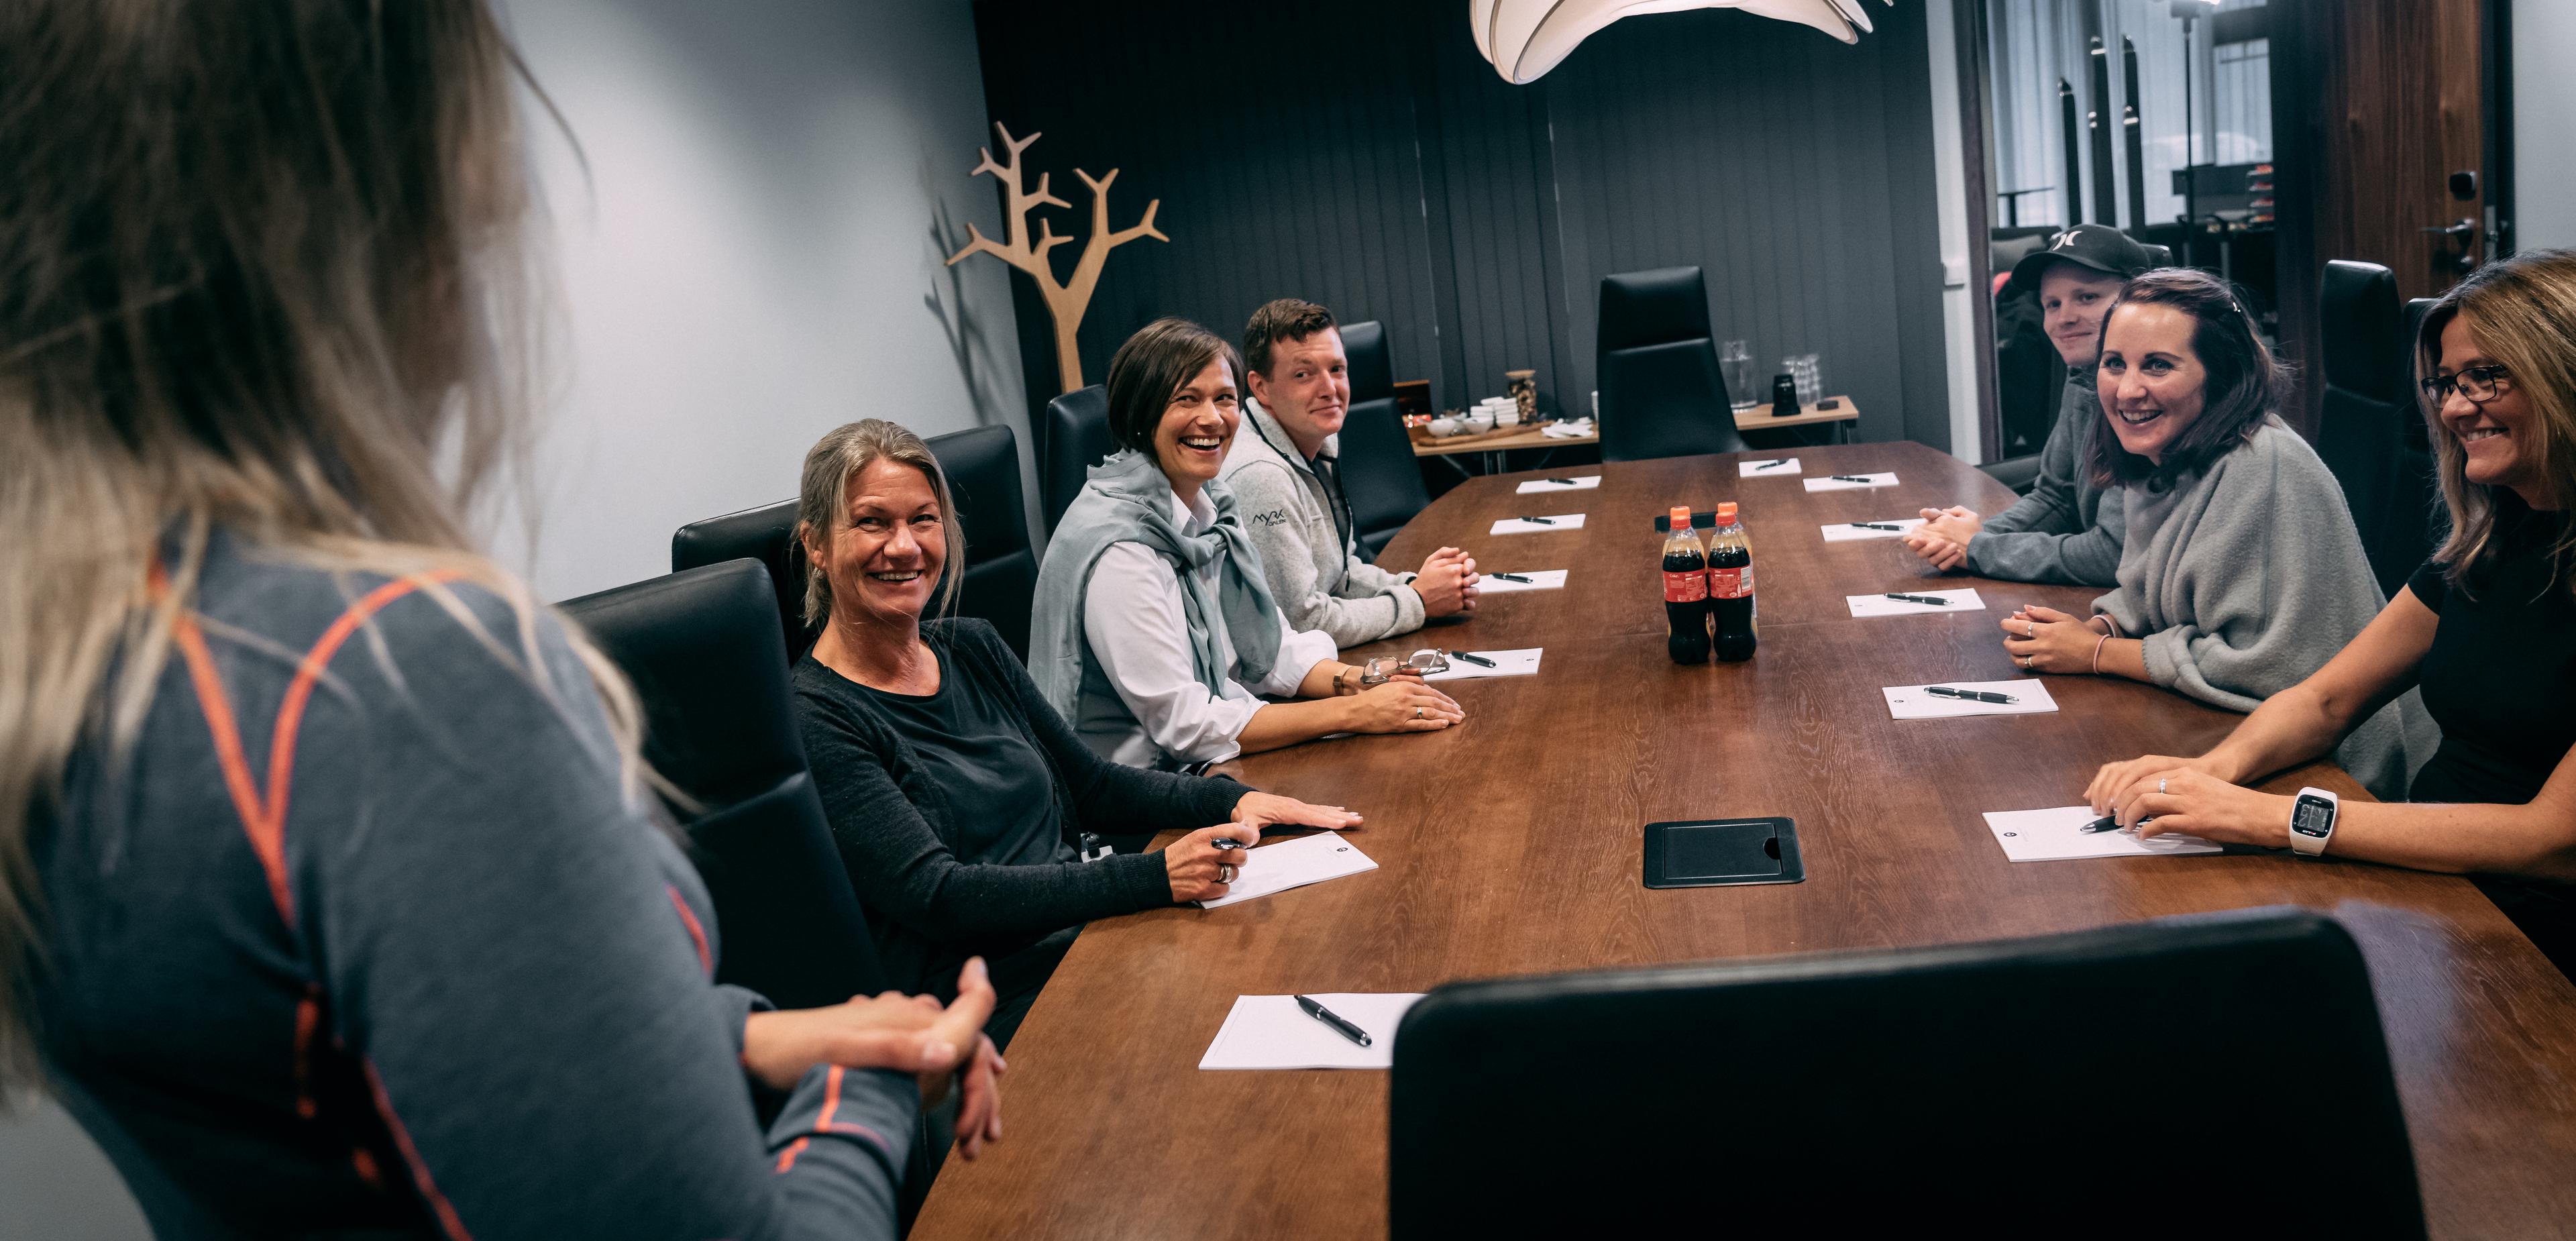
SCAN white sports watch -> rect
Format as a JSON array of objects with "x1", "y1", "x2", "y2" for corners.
[{"x1": 2289, "y1": 786, "x2": 2339, "y2": 857}]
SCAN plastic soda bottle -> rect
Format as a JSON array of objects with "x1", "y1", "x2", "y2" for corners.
[
  {"x1": 1662, "y1": 505, "x2": 1710, "y2": 663},
  {"x1": 1709, "y1": 501, "x2": 1756, "y2": 661}
]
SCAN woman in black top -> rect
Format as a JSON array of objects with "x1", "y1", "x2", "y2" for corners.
[
  {"x1": 790, "y1": 420, "x2": 1362, "y2": 1045},
  {"x1": 2082, "y1": 250, "x2": 2576, "y2": 973}
]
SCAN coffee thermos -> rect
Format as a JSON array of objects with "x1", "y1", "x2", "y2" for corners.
[{"x1": 1770, "y1": 373, "x2": 1799, "y2": 418}]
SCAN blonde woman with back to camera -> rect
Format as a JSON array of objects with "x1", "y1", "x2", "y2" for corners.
[{"x1": 2, "y1": 4, "x2": 997, "y2": 1237}]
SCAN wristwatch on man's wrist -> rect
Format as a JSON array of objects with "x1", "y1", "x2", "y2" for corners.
[{"x1": 2289, "y1": 786, "x2": 2339, "y2": 857}]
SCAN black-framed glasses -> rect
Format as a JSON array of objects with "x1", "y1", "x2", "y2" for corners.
[{"x1": 2421, "y1": 364, "x2": 2512, "y2": 404}]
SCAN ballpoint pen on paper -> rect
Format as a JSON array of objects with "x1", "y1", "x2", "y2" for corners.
[
  {"x1": 1450, "y1": 651, "x2": 1497, "y2": 667},
  {"x1": 2080, "y1": 815, "x2": 2156, "y2": 834},
  {"x1": 1294, "y1": 995, "x2": 1372, "y2": 1048},
  {"x1": 1829, "y1": 474, "x2": 1878, "y2": 483},
  {"x1": 1491, "y1": 572, "x2": 1534, "y2": 583},
  {"x1": 1883, "y1": 593, "x2": 1951, "y2": 605},
  {"x1": 1515, "y1": 515, "x2": 1556, "y2": 525},
  {"x1": 1751, "y1": 460, "x2": 1788, "y2": 470},
  {"x1": 1542, "y1": 477, "x2": 1581, "y2": 485},
  {"x1": 1925, "y1": 685, "x2": 2017, "y2": 704},
  {"x1": 1851, "y1": 522, "x2": 1905, "y2": 531}
]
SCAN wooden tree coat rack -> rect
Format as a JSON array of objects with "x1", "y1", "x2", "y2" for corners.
[{"x1": 945, "y1": 122, "x2": 1167, "y2": 394}]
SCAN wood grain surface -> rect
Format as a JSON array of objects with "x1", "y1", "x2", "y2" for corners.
[{"x1": 913, "y1": 443, "x2": 2576, "y2": 1239}]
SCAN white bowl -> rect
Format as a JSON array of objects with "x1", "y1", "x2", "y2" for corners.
[
  {"x1": 1428, "y1": 417, "x2": 1460, "y2": 437},
  {"x1": 1462, "y1": 414, "x2": 1495, "y2": 434}
]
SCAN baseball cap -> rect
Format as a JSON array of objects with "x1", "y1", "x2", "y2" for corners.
[{"x1": 2007, "y1": 224, "x2": 2167, "y2": 295}]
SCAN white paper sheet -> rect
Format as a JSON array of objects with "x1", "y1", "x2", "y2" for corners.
[
  {"x1": 1489, "y1": 514, "x2": 1587, "y2": 535},
  {"x1": 1541, "y1": 417, "x2": 1595, "y2": 439},
  {"x1": 1476, "y1": 570, "x2": 1567, "y2": 593},
  {"x1": 1821, "y1": 518, "x2": 1927, "y2": 542},
  {"x1": 1881, "y1": 678, "x2": 2058, "y2": 720},
  {"x1": 1739, "y1": 457, "x2": 1803, "y2": 477},
  {"x1": 1198, "y1": 993, "x2": 1428, "y2": 1070},
  {"x1": 1421, "y1": 647, "x2": 1543, "y2": 680},
  {"x1": 1197, "y1": 832, "x2": 1379, "y2": 909},
  {"x1": 1981, "y1": 805, "x2": 2223, "y2": 862},
  {"x1": 1803, "y1": 472, "x2": 1899, "y2": 491},
  {"x1": 1845, "y1": 588, "x2": 1986, "y2": 616},
  {"x1": 1514, "y1": 475, "x2": 1601, "y2": 494}
]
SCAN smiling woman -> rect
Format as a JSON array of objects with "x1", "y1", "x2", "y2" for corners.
[
  {"x1": 789, "y1": 418, "x2": 1364, "y2": 1053},
  {"x1": 2000, "y1": 268, "x2": 2436, "y2": 800},
  {"x1": 1028, "y1": 319, "x2": 1465, "y2": 773}
]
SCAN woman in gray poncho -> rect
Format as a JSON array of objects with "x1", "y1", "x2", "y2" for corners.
[{"x1": 1999, "y1": 269, "x2": 2433, "y2": 798}]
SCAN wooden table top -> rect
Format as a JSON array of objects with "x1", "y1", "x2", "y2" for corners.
[
  {"x1": 1409, "y1": 396, "x2": 1859, "y2": 455},
  {"x1": 913, "y1": 442, "x2": 2576, "y2": 1240}
]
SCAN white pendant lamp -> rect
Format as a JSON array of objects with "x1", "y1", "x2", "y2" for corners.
[{"x1": 1470, "y1": 0, "x2": 1896, "y2": 84}]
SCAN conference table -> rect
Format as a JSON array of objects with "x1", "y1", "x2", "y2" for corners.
[{"x1": 913, "y1": 441, "x2": 2576, "y2": 1239}]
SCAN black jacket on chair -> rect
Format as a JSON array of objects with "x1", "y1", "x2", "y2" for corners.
[{"x1": 1595, "y1": 266, "x2": 1748, "y2": 462}]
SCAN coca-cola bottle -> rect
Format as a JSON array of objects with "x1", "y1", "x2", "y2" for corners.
[
  {"x1": 1662, "y1": 505, "x2": 1710, "y2": 664},
  {"x1": 1709, "y1": 501, "x2": 1756, "y2": 661},
  {"x1": 1669, "y1": 507, "x2": 1710, "y2": 664}
]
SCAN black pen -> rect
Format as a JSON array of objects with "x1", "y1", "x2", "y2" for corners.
[
  {"x1": 1515, "y1": 515, "x2": 1556, "y2": 525},
  {"x1": 1451, "y1": 650, "x2": 1497, "y2": 667},
  {"x1": 1925, "y1": 685, "x2": 2017, "y2": 704},
  {"x1": 2080, "y1": 815, "x2": 2155, "y2": 834},
  {"x1": 1829, "y1": 474, "x2": 1878, "y2": 484},
  {"x1": 1491, "y1": 572, "x2": 1534, "y2": 583},
  {"x1": 1850, "y1": 522, "x2": 1904, "y2": 531},
  {"x1": 1295, "y1": 995, "x2": 1373, "y2": 1048},
  {"x1": 1884, "y1": 592, "x2": 1951, "y2": 605},
  {"x1": 1212, "y1": 837, "x2": 1246, "y2": 850},
  {"x1": 1751, "y1": 459, "x2": 1789, "y2": 470},
  {"x1": 1542, "y1": 476, "x2": 1582, "y2": 485}
]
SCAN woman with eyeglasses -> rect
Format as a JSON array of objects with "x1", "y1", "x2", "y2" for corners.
[
  {"x1": 2084, "y1": 250, "x2": 2576, "y2": 979},
  {"x1": 1997, "y1": 268, "x2": 2432, "y2": 799}
]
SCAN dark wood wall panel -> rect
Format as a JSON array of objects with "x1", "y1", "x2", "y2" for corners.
[{"x1": 972, "y1": 0, "x2": 1950, "y2": 451}]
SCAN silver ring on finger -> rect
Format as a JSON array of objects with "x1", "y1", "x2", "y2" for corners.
[
  {"x1": 1414, "y1": 706, "x2": 1423, "y2": 719},
  {"x1": 2159, "y1": 777, "x2": 2168, "y2": 795},
  {"x1": 2025, "y1": 620, "x2": 2037, "y2": 638},
  {"x1": 2021, "y1": 655, "x2": 2033, "y2": 669},
  {"x1": 1218, "y1": 863, "x2": 1234, "y2": 883}
]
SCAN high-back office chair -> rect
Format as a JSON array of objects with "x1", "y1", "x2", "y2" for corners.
[
  {"x1": 1041, "y1": 384, "x2": 1114, "y2": 535},
  {"x1": 922, "y1": 424, "x2": 1039, "y2": 660},
  {"x1": 1595, "y1": 266, "x2": 1749, "y2": 462},
  {"x1": 1333, "y1": 319, "x2": 1432, "y2": 561},
  {"x1": 559, "y1": 560, "x2": 886, "y2": 1011},
  {"x1": 1391, "y1": 907, "x2": 2422, "y2": 1238},
  {"x1": 2316, "y1": 261, "x2": 2440, "y2": 597},
  {"x1": 671, "y1": 500, "x2": 808, "y2": 660}
]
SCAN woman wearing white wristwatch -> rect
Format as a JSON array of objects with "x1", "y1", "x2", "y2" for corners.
[{"x1": 2085, "y1": 250, "x2": 2576, "y2": 980}]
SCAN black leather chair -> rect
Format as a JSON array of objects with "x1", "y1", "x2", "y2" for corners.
[
  {"x1": 559, "y1": 560, "x2": 885, "y2": 1011},
  {"x1": 1595, "y1": 266, "x2": 1748, "y2": 462},
  {"x1": 1391, "y1": 907, "x2": 2422, "y2": 1238},
  {"x1": 1040, "y1": 384, "x2": 1114, "y2": 535},
  {"x1": 1978, "y1": 453, "x2": 2044, "y2": 496},
  {"x1": 923, "y1": 424, "x2": 1038, "y2": 660},
  {"x1": 2316, "y1": 261, "x2": 2439, "y2": 597},
  {"x1": 1334, "y1": 320, "x2": 1432, "y2": 561},
  {"x1": 671, "y1": 500, "x2": 808, "y2": 661}
]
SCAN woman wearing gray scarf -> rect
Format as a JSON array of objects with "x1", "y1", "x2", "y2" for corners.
[
  {"x1": 1998, "y1": 270, "x2": 2433, "y2": 799},
  {"x1": 1030, "y1": 319, "x2": 1463, "y2": 769}
]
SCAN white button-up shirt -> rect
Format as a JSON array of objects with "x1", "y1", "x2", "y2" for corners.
[{"x1": 1074, "y1": 486, "x2": 1338, "y2": 768}]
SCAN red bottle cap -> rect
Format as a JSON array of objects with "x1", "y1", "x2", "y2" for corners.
[
  {"x1": 1669, "y1": 505, "x2": 1693, "y2": 527},
  {"x1": 1715, "y1": 502, "x2": 1738, "y2": 521}
]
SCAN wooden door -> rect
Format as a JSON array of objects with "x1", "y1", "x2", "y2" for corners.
[{"x1": 2270, "y1": 0, "x2": 2496, "y2": 430}]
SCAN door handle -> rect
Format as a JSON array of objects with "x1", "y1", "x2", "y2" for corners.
[{"x1": 2421, "y1": 219, "x2": 2477, "y2": 239}]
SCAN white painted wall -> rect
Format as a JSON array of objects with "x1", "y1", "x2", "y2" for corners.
[
  {"x1": 2514, "y1": 0, "x2": 2576, "y2": 252},
  {"x1": 501, "y1": 0, "x2": 1026, "y2": 601},
  {"x1": 1924, "y1": 0, "x2": 1987, "y2": 464}
]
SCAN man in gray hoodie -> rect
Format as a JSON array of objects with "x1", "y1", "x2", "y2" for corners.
[
  {"x1": 1220, "y1": 299, "x2": 1479, "y2": 648},
  {"x1": 1906, "y1": 225, "x2": 2163, "y2": 585}
]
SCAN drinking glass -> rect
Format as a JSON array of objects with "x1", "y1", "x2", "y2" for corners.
[{"x1": 1721, "y1": 340, "x2": 1756, "y2": 409}]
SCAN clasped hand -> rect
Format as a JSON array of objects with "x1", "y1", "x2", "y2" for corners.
[
  {"x1": 741, "y1": 957, "x2": 1007, "y2": 1159},
  {"x1": 1415, "y1": 546, "x2": 1481, "y2": 616},
  {"x1": 1902, "y1": 506, "x2": 1982, "y2": 572},
  {"x1": 1999, "y1": 604, "x2": 2106, "y2": 673}
]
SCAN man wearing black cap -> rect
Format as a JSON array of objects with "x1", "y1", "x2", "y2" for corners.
[{"x1": 1907, "y1": 223, "x2": 2163, "y2": 585}]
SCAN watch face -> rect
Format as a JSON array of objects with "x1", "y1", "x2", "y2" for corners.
[{"x1": 2292, "y1": 796, "x2": 2335, "y2": 839}]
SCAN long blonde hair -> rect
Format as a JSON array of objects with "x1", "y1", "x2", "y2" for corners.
[
  {"x1": 0, "y1": 1, "x2": 641, "y2": 1081},
  {"x1": 2415, "y1": 249, "x2": 2576, "y2": 594}
]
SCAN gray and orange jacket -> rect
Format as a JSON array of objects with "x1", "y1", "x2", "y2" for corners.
[{"x1": 33, "y1": 531, "x2": 914, "y2": 1239}]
